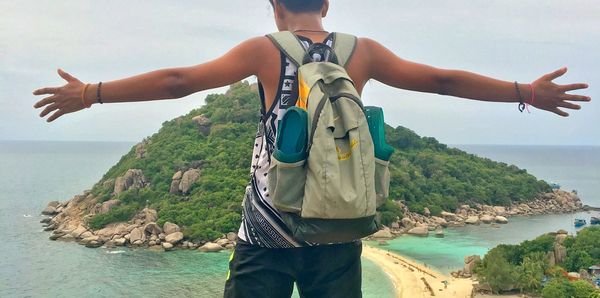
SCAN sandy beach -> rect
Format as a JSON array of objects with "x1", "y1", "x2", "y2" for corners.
[{"x1": 362, "y1": 244, "x2": 474, "y2": 298}]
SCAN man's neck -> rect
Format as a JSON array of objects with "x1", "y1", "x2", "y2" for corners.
[{"x1": 282, "y1": 14, "x2": 325, "y2": 32}]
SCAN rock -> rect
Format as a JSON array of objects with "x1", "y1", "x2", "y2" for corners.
[
  {"x1": 96, "y1": 222, "x2": 130, "y2": 238},
  {"x1": 79, "y1": 231, "x2": 94, "y2": 239},
  {"x1": 390, "y1": 221, "x2": 400, "y2": 229},
  {"x1": 162, "y1": 242, "x2": 174, "y2": 251},
  {"x1": 99, "y1": 199, "x2": 121, "y2": 214},
  {"x1": 377, "y1": 240, "x2": 389, "y2": 246},
  {"x1": 431, "y1": 216, "x2": 448, "y2": 227},
  {"x1": 70, "y1": 225, "x2": 88, "y2": 238},
  {"x1": 440, "y1": 211, "x2": 458, "y2": 221},
  {"x1": 371, "y1": 227, "x2": 394, "y2": 239},
  {"x1": 40, "y1": 217, "x2": 52, "y2": 224},
  {"x1": 494, "y1": 216, "x2": 509, "y2": 224},
  {"x1": 480, "y1": 214, "x2": 494, "y2": 224},
  {"x1": 49, "y1": 233, "x2": 66, "y2": 240},
  {"x1": 554, "y1": 243, "x2": 567, "y2": 264},
  {"x1": 199, "y1": 242, "x2": 224, "y2": 252},
  {"x1": 135, "y1": 138, "x2": 151, "y2": 159},
  {"x1": 434, "y1": 226, "x2": 444, "y2": 238},
  {"x1": 179, "y1": 169, "x2": 201, "y2": 194},
  {"x1": 555, "y1": 233, "x2": 568, "y2": 244},
  {"x1": 132, "y1": 239, "x2": 143, "y2": 246},
  {"x1": 165, "y1": 232, "x2": 184, "y2": 244},
  {"x1": 546, "y1": 251, "x2": 556, "y2": 267},
  {"x1": 401, "y1": 218, "x2": 415, "y2": 230},
  {"x1": 113, "y1": 169, "x2": 147, "y2": 195},
  {"x1": 114, "y1": 238, "x2": 127, "y2": 246},
  {"x1": 148, "y1": 245, "x2": 164, "y2": 251},
  {"x1": 141, "y1": 208, "x2": 158, "y2": 223},
  {"x1": 129, "y1": 227, "x2": 145, "y2": 243},
  {"x1": 557, "y1": 229, "x2": 568, "y2": 235},
  {"x1": 41, "y1": 205, "x2": 58, "y2": 216},
  {"x1": 407, "y1": 226, "x2": 429, "y2": 236},
  {"x1": 492, "y1": 206, "x2": 507, "y2": 215},
  {"x1": 216, "y1": 239, "x2": 230, "y2": 247},
  {"x1": 144, "y1": 222, "x2": 162, "y2": 235},
  {"x1": 226, "y1": 232, "x2": 238, "y2": 242},
  {"x1": 81, "y1": 235, "x2": 100, "y2": 244},
  {"x1": 158, "y1": 233, "x2": 166, "y2": 241},
  {"x1": 85, "y1": 241, "x2": 103, "y2": 248},
  {"x1": 463, "y1": 255, "x2": 481, "y2": 275},
  {"x1": 163, "y1": 222, "x2": 181, "y2": 235},
  {"x1": 225, "y1": 243, "x2": 235, "y2": 249},
  {"x1": 192, "y1": 115, "x2": 212, "y2": 135},
  {"x1": 423, "y1": 207, "x2": 431, "y2": 216},
  {"x1": 465, "y1": 216, "x2": 480, "y2": 225}
]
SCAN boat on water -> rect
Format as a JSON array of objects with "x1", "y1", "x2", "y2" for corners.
[
  {"x1": 591, "y1": 217, "x2": 600, "y2": 225},
  {"x1": 574, "y1": 219, "x2": 587, "y2": 227}
]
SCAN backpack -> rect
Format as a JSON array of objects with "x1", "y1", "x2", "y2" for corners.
[{"x1": 265, "y1": 31, "x2": 394, "y2": 244}]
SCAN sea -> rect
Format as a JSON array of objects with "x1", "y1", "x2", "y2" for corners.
[{"x1": 0, "y1": 141, "x2": 598, "y2": 297}]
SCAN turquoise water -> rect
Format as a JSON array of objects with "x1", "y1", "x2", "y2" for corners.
[
  {"x1": 0, "y1": 141, "x2": 394, "y2": 298},
  {"x1": 371, "y1": 145, "x2": 600, "y2": 274}
]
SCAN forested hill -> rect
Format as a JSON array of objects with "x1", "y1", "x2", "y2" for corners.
[{"x1": 85, "y1": 82, "x2": 550, "y2": 241}]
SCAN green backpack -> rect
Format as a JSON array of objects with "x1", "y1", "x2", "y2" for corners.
[{"x1": 266, "y1": 31, "x2": 394, "y2": 243}]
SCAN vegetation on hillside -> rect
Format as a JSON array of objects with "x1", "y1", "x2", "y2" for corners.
[
  {"x1": 86, "y1": 82, "x2": 551, "y2": 241},
  {"x1": 475, "y1": 227, "x2": 600, "y2": 297}
]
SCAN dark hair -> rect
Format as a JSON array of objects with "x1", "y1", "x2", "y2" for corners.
[{"x1": 269, "y1": 0, "x2": 324, "y2": 13}]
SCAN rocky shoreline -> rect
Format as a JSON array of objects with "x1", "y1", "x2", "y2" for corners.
[
  {"x1": 40, "y1": 187, "x2": 584, "y2": 253},
  {"x1": 367, "y1": 189, "x2": 584, "y2": 241},
  {"x1": 41, "y1": 193, "x2": 235, "y2": 253}
]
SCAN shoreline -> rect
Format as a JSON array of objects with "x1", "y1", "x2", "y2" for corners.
[{"x1": 362, "y1": 244, "x2": 474, "y2": 298}]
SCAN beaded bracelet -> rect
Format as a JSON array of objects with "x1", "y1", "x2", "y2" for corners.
[
  {"x1": 81, "y1": 83, "x2": 92, "y2": 108},
  {"x1": 96, "y1": 81, "x2": 104, "y2": 104}
]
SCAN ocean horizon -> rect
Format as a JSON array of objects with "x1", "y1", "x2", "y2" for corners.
[{"x1": 1, "y1": 140, "x2": 598, "y2": 297}]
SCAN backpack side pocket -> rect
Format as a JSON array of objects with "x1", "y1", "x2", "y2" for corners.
[
  {"x1": 268, "y1": 158, "x2": 306, "y2": 213},
  {"x1": 374, "y1": 157, "x2": 391, "y2": 208}
]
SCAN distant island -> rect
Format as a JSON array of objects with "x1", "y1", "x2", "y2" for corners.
[{"x1": 40, "y1": 82, "x2": 584, "y2": 253}]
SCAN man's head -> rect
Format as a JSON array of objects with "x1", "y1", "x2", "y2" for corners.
[
  {"x1": 269, "y1": 0, "x2": 325, "y2": 13},
  {"x1": 269, "y1": 0, "x2": 329, "y2": 31}
]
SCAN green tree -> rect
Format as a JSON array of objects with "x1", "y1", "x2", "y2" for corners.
[{"x1": 542, "y1": 278, "x2": 575, "y2": 298}]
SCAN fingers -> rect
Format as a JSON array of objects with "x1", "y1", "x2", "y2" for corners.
[
  {"x1": 40, "y1": 103, "x2": 60, "y2": 117},
  {"x1": 542, "y1": 67, "x2": 567, "y2": 81},
  {"x1": 561, "y1": 94, "x2": 592, "y2": 102},
  {"x1": 559, "y1": 83, "x2": 589, "y2": 92},
  {"x1": 57, "y1": 68, "x2": 79, "y2": 83},
  {"x1": 47, "y1": 110, "x2": 66, "y2": 122},
  {"x1": 551, "y1": 107, "x2": 569, "y2": 117},
  {"x1": 33, "y1": 87, "x2": 60, "y2": 95},
  {"x1": 33, "y1": 95, "x2": 58, "y2": 108},
  {"x1": 557, "y1": 101, "x2": 581, "y2": 110}
]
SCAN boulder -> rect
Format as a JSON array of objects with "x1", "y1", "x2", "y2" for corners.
[
  {"x1": 407, "y1": 226, "x2": 429, "y2": 237},
  {"x1": 423, "y1": 207, "x2": 431, "y2": 216},
  {"x1": 81, "y1": 235, "x2": 100, "y2": 244},
  {"x1": 162, "y1": 242, "x2": 174, "y2": 251},
  {"x1": 431, "y1": 216, "x2": 448, "y2": 227},
  {"x1": 555, "y1": 233, "x2": 568, "y2": 244},
  {"x1": 85, "y1": 241, "x2": 103, "y2": 248},
  {"x1": 554, "y1": 243, "x2": 567, "y2": 264},
  {"x1": 165, "y1": 232, "x2": 184, "y2": 244},
  {"x1": 199, "y1": 242, "x2": 224, "y2": 252},
  {"x1": 463, "y1": 255, "x2": 481, "y2": 275},
  {"x1": 226, "y1": 232, "x2": 238, "y2": 242},
  {"x1": 401, "y1": 218, "x2": 415, "y2": 230},
  {"x1": 170, "y1": 171, "x2": 183, "y2": 194},
  {"x1": 41, "y1": 205, "x2": 58, "y2": 216},
  {"x1": 135, "y1": 139, "x2": 151, "y2": 159},
  {"x1": 480, "y1": 215, "x2": 494, "y2": 224},
  {"x1": 216, "y1": 239, "x2": 230, "y2": 247},
  {"x1": 96, "y1": 222, "x2": 130, "y2": 238},
  {"x1": 494, "y1": 216, "x2": 509, "y2": 224},
  {"x1": 179, "y1": 169, "x2": 201, "y2": 194},
  {"x1": 163, "y1": 222, "x2": 181, "y2": 235},
  {"x1": 440, "y1": 211, "x2": 458, "y2": 221},
  {"x1": 465, "y1": 216, "x2": 480, "y2": 225},
  {"x1": 492, "y1": 206, "x2": 507, "y2": 215},
  {"x1": 434, "y1": 226, "x2": 444, "y2": 238},
  {"x1": 99, "y1": 199, "x2": 121, "y2": 214},
  {"x1": 192, "y1": 115, "x2": 212, "y2": 135},
  {"x1": 371, "y1": 227, "x2": 394, "y2": 239},
  {"x1": 390, "y1": 221, "x2": 400, "y2": 229},
  {"x1": 114, "y1": 238, "x2": 127, "y2": 246},
  {"x1": 129, "y1": 227, "x2": 145, "y2": 243},
  {"x1": 113, "y1": 169, "x2": 147, "y2": 195},
  {"x1": 144, "y1": 222, "x2": 162, "y2": 235},
  {"x1": 70, "y1": 225, "x2": 88, "y2": 238},
  {"x1": 557, "y1": 229, "x2": 568, "y2": 235}
]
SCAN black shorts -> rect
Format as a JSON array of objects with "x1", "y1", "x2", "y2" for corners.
[{"x1": 223, "y1": 238, "x2": 363, "y2": 298}]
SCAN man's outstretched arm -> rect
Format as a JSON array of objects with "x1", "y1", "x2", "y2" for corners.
[
  {"x1": 364, "y1": 38, "x2": 591, "y2": 117},
  {"x1": 33, "y1": 37, "x2": 267, "y2": 122}
]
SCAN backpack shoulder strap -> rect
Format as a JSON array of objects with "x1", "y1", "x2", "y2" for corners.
[
  {"x1": 266, "y1": 31, "x2": 307, "y2": 67},
  {"x1": 332, "y1": 33, "x2": 358, "y2": 68}
]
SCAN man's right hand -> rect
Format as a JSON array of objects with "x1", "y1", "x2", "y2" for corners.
[{"x1": 33, "y1": 68, "x2": 89, "y2": 122}]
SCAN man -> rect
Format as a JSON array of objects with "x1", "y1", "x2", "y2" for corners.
[{"x1": 33, "y1": 1, "x2": 590, "y2": 297}]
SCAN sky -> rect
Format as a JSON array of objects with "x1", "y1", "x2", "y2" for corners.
[{"x1": 1, "y1": 0, "x2": 598, "y2": 145}]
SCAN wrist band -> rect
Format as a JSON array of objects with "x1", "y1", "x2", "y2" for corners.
[
  {"x1": 515, "y1": 81, "x2": 526, "y2": 112},
  {"x1": 96, "y1": 81, "x2": 104, "y2": 104},
  {"x1": 81, "y1": 83, "x2": 92, "y2": 108}
]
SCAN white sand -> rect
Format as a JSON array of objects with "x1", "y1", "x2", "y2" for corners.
[{"x1": 362, "y1": 244, "x2": 474, "y2": 298}]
